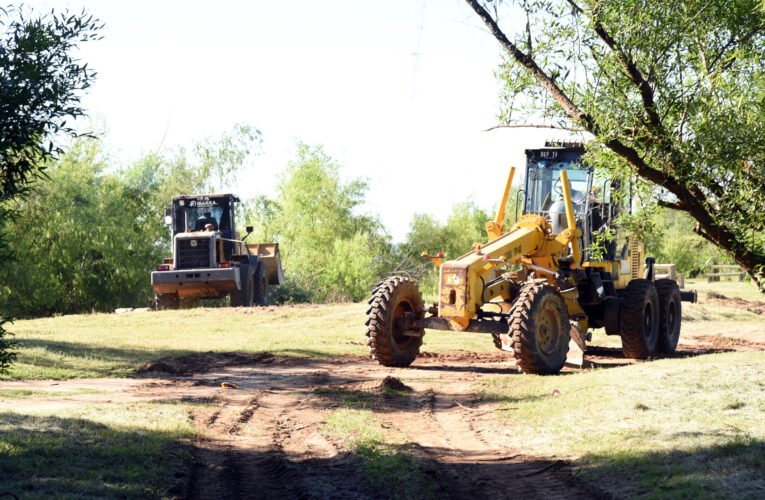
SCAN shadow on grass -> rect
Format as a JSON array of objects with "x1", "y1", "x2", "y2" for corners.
[
  {"x1": 8, "y1": 339, "x2": 348, "y2": 379},
  {"x1": 1, "y1": 409, "x2": 761, "y2": 499},
  {"x1": 0, "y1": 413, "x2": 190, "y2": 499},
  {"x1": 578, "y1": 436, "x2": 765, "y2": 499},
  {"x1": 14, "y1": 338, "x2": 193, "y2": 373}
]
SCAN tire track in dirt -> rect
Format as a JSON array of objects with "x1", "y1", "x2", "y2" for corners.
[
  {"x1": 184, "y1": 373, "x2": 376, "y2": 499},
  {"x1": 381, "y1": 375, "x2": 606, "y2": 499},
  {"x1": 187, "y1": 389, "x2": 305, "y2": 500},
  {"x1": 13, "y1": 345, "x2": 762, "y2": 498}
]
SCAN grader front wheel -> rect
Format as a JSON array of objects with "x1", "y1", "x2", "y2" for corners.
[
  {"x1": 508, "y1": 282, "x2": 570, "y2": 374},
  {"x1": 365, "y1": 277, "x2": 424, "y2": 367}
]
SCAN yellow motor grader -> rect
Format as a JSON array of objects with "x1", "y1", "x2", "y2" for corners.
[{"x1": 366, "y1": 142, "x2": 695, "y2": 374}]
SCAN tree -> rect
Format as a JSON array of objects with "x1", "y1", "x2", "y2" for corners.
[
  {"x1": 242, "y1": 142, "x2": 392, "y2": 302},
  {"x1": 0, "y1": 140, "x2": 165, "y2": 315},
  {"x1": 464, "y1": 0, "x2": 765, "y2": 290},
  {"x1": 0, "y1": 126, "x2": 261, "y2": 317},
  {"x1": 0, "y1": 5, "x2": 102, "y2": 372}
]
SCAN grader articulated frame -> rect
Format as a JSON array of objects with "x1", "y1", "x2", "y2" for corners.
[{"x1": 365, "y1": 143, "x2": 695, "y2": 374}]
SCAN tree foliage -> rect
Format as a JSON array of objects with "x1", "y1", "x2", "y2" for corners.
[
  {"x1": 466, "y1": 0, "x2": 765, "y2": 290},
  {"x1": 645, "y1": 209, "x2": 730, "y2": 278},
  {"x1": 0, "y1": 126, "x2": 260, "y2": 317},
  {"x1": 398, "y1": 196, "x2": 519, "y2": 298},
  {"x1": 0, "y1": 5, "x2": 102, "y2": 371},
  {"x1": 242, "y1": 142, "x2": 392, "y2": 302}
]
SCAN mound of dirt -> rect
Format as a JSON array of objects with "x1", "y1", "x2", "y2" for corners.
[
  {"x1": 418, "y1": 351, "x2": 513, "y2": 363},
  {"x1": 707, "y1": 296, "x2": 765, "y2": 315},
  {"x1": 379, "y1": 376, "x2": 413, "y2": 392},
  {"x1": 137, "y1": 351, "x2": 275, "y2": 376}
]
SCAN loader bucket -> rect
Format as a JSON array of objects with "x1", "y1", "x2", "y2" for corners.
[{"x1": 248, "y1": 243, "x2": 284, "y2": 285}]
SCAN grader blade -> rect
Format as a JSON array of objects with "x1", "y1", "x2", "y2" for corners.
[{"x1": 565, "y1": 321, "x2": 586, "y2": 368}]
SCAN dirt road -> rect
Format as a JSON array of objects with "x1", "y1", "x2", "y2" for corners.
[{"x1": 3, "y1": 333, "x2": 760, "y2": 499}]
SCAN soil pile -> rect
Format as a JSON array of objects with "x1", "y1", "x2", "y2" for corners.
[{"x1": 137, "y1": 351, "x2": 275, "y2": 375}]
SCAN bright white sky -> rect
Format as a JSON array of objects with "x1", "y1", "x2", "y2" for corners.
[{"x1": 40, "y1": 0, "x2": 575, "y2": 242}]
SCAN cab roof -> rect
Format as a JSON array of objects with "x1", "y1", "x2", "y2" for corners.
[{"x1": 171, "y1": 194, "x2": 240, "y2": 202}]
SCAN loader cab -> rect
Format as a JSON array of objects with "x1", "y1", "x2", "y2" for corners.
[
  {"x1": 170, "y1": 194, "x2": 239, "y2": 241},
  {"x1": 522, "y1": 142, "x2": 620, "y2": 261},
  {"x1": 169, "y1": 194, "x2": 240, "y2": 262}
]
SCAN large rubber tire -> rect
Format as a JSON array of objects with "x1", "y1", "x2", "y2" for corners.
[
  {"x1": 508, "y1": 282, "x2": 570, "y2": 374},
  {"x1": 156, "y1": 293, "x2": 179, "y2": 310},
  {"x1": 619, "y1": 279, "x2": 659, "y2": 359},
  {"x1": 253, "y1": 263, "x2": 269, "y2": 306},
  {"x1": 655, "y1": 279, "x2": 681, "y2": 354},
  {"x1": 230, "y1": 265, "x2": 254, "y2": 307},
  {"x1": 365, "y1": 277, "x2": 424, "y2": 367}
]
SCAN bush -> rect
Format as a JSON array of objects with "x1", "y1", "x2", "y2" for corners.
[{"x1": 268, "y1": 278, "x2": 313, "y2": 305}]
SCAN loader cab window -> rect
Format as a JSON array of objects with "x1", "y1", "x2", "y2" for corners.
[
  {"x1": 191, "y1": 206, "x2": 225, "y2": 231},
  {"x1": 171, "y1": 198, "x2": 235, "y2": 238}
]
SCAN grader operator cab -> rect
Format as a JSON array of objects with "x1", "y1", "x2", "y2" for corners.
[
  {"x1": 151, "y1": 194, "x2": 283, "y2": 309},
  {"x1": 366, "y1": 142, "x2": 695, "y2": 374}
]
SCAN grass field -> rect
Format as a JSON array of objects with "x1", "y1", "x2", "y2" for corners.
[
  {"x1": 475, "y1": 351, "x2": 764, "y2": 498},
  {"x1": 3, "y1": 278, "x2": 762, "y2": 381},
  {"x1": 3, "y1": 303, "x2": 497, "y2": 380},
  {"x1": 0, "y1": 401, "x2": 197, "y2": 498},
  {"x1": 1, "y1": 280, "x2": 763, "y2": 498}
]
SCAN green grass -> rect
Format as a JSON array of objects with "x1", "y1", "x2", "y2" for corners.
[
  {"x1": 0, "y1": 388, "x2": 107, "y2": 399},
  {"x1": 4, "y1": 303, "x2": 495, "y2": 380},
  {"x1": 685, "y1": 278, "x2": 763, "y2": 302},
  {"x1": 323, "y1": 408, "x2": 432, "y2": 498},
  {"x1": 474, "y1": 350, "x2": 765, "y2": 498},
  {"x1": 0, "y1": 401, "x2": 196, "y2": 499}
]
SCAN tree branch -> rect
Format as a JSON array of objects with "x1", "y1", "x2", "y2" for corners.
[
  {"x1": 657, "y1": 200, "x2": 685, "y2": 211},
  {"x1": 464, "y1": 0, "x2": 694, "y2": 208},
  {"x1": 463, "y1": 0, "x2": 591, "y2": 129},
  {"x1": 485, "y1": 123, "x2": 586, "y2": 132},
  {"x1": 588, "y1": 5, "x2": 665, "y2": 135}
]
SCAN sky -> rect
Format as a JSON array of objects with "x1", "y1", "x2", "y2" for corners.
[{"x1": 39, "y1": 0, "x2": 576, "y2": 242}]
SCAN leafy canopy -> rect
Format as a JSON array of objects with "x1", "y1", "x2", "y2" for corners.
[
  {"x1": 242, "y1": 142, "x2": 391, "y2": 302},
  {"x1": 467, "y1": 0, "x2": 765, "y2": 289},
  {"x1": 0, "y1": 5, "x2": 102, "y2": 372}
]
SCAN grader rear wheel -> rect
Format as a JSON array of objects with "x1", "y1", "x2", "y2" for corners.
[
  {"x1": 655, "y1": 279, "x2": 681, "y2": 354},
  {"x1": 619, "y1": 279, "x2": 659, "y2": 359},
  {"x1": 365, "y1": 277, "x2": 424, "y2": 367},
  {"x1": 508, "y1": 282, "x2": 570, "y2": 374}
]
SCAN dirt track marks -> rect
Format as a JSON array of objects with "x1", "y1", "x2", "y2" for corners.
[
  {"x1": 379, "y1": 377, "x2": 602, "y2": 500},
  {"x1": 5, "y1": 337, "x2": 763, "y2": 498}
]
